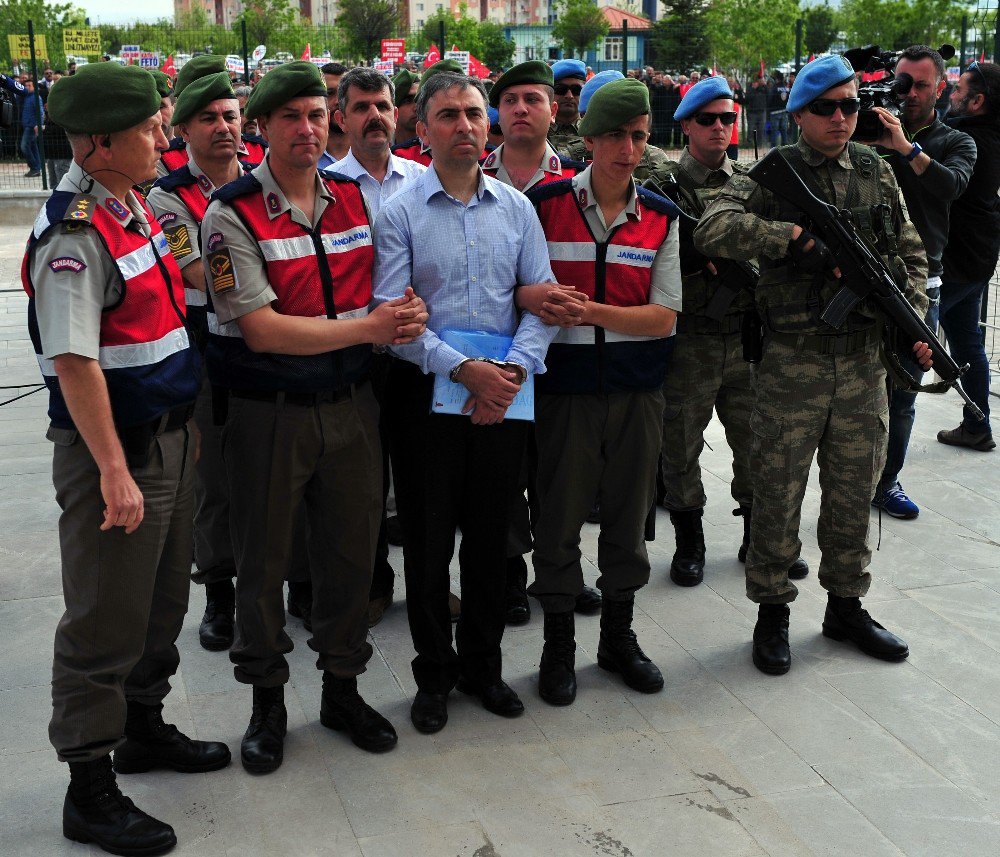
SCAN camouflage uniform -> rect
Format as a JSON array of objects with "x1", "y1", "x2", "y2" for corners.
[
  {"x1": 643, "y1": 150, "x2": 755, "y2": 513},
  {"x1": 557, "y1": 133, "x2": 669, "y2": 182},
  {"x1": 548, "y1": 121, "x2": 580, "y2": 154},
  {"x1": 694, "y1": 138, "x2": 927, "y2": 604}
]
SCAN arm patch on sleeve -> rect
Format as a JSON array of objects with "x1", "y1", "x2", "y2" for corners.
[
  {"x1": 207, "y1": 247, "x2": 238, "y2": 295},
  {"x1": 164, "y1": 224, "x2": 194, "y2": 260}
]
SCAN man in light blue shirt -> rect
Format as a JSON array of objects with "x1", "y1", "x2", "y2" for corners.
[
  {"x1": 373, "y1": 72, "x2": 558, "y2": 735},
  {"x1": 329, "y1": 67, "x2": 426, "y2": 217}
]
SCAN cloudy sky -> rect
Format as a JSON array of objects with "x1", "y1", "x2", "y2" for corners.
[{"x1": 75, "y1": 1, "x2": 174, "y2": 24}]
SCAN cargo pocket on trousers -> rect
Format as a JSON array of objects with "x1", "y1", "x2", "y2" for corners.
[{"x1": 750, "y1": 407, "x2": 787, "y2": 494}]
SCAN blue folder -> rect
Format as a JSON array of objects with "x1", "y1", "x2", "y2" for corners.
[{"x1": 431, "y1": 329, "x2": 535, "y2": 421}]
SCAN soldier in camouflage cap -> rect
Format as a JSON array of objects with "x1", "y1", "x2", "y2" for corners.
[{"x1": 693, "y1": 59, "x2": 930, "y2": 675}]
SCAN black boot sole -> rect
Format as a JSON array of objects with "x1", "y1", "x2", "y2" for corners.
[
  {"x1": 538, "y1": 686, "x2": 576, "y2": 706},
  {"x1": 240, "y1": 752, "x2": 283, "y2": 774},
  {"x1": 596, "y1": 654, "x2": 664, "y2": 693},
  {"x1": 198, "y1": 633, "x2": 233, "y2": 652},
  {"x1": 63, "y1": 824, "x2": 177, "y2": 856},
  {"x1": 669, "y1": 564, "x2": 703, "y2": 587},
  {"x1": 319, "y1": 709, "x2": 398, "y2": 752},
  {"x1": 821, "y1": 624, "x2": 909, "y2": 661},
  {"x1": 113, "y1": 751, "x2": 231, "y2": 775},
  {"x1": 752, "y1": 648, "x2": 791, "y2": 675}
]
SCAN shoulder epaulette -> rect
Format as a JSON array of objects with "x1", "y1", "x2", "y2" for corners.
[
  {"x1": 166, "y1": 137, "x2": 187, "y2": 152},
  {"x1": 318, "y1": 169, "x2": 361, "y2": 189},
  {"x1": 211, "y1": 173, "x2": 262, "y2": 204},
  {"x1": 53, "y1": 191, "x2": 96, "y2": 224},
  {"x1": 391, "y1": 137, "x2": 420, "y2": 153},
  {"x1": 153, "y1": 164, "x2": 197, "y2": 193},
  {"x1": 241, "y1": 133, "x2": 268, "y2": 147},
  {"x1": 558, "y1": 155, "x2": 587, "y2": 172},
  {"x1": 525, "y1": 178, "x2": 575, "y2": 206},
  {"x1": 637, "y1": 185, "x2": 682, "y2": 217}
]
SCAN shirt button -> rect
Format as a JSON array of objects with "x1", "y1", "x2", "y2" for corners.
[
  {"x1": 471, "y1": 276, "x2": 477, "y2": 282},
  {"x1": 473, "y1": 311, "x2": 478, "y2": 317},
  {"x1": 469, "y1": 240, "x2": 475, "y2": 245}
]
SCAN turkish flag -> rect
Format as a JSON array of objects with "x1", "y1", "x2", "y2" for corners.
[
  {"x1": 759, "y1": 58, "x2": 766, "y2": 79},
  {"x1": 468, "y1": 54, "x2": 490, "y2": 79},
  {"x1": 301, "y1": 43, "x2": 311, "y2": 62},
  {"x1": 807, "y1": 53, "x2": 815, "y2": 63},
  {"x1": 162, "y1": 55, "x2": 175, "y2": 77},
  {"x1": 424, "y1": 44, "x2": 440, "y2": 67},
  {"x1": 980, "y1": 49, "x2": 986, "y2": 62}
]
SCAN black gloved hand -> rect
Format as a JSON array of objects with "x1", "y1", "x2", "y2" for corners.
[
  {"x1": 679, "y1": 238, "x2": 710, "y2": 276},
  {"x1": 788, "y1": 229, "x2": 837, "y2": 274}
]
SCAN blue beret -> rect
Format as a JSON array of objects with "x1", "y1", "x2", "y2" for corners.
[
  {"x1": 579, "y1": 70, "x2": 624, "y2": 114},
  {"x1": 673, "y1": 76, "x2": 734, "y2": 120},
  {"x1": 787, "y1": 55, "x2": 856, "y2": 112},
  {"x1": 551, "y1": 59, "x2": 587, "y2": 82},
  {"x1": 487, "y1": 106, "x2": 499, "y2": 126}
]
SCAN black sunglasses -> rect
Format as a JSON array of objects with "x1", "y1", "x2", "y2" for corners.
[
  {"x1": 554, "y1": 83, "x2": 583, "y2": 96},
  {"x1": 968, "y1": 60, "x2": 986, "y2": 85},
  {"x1": 808, "y1": 98, "x2": 861, "y2": 116},
  {"x1": 692, "y1": 111, "x2": 738, "y2": 126}
]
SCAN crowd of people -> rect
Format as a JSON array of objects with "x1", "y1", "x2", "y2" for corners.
[{"x1": 16, "y1": 46, "x2": 999, "y2": 856}]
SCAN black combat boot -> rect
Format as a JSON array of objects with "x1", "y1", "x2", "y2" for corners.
[
  {"x1": 752, "y1": 603, "x2": 791, "y2": 675},
  {"x1": 736, "y1": 506, "x2": 808, "y2": 579},
  {"x1": 669, "y1": 509, "x2": 705, "y2": 586},
  {"x1": 574, "y1": 585, "x2": 603, "y2": 614},
  {"x1": 538, "y1": 611, "x2": 576, "y2": 706},
  {"x1": 320, "y1": 674, "x2": 398, "y2": 753},
  {"x1": 505, "y1": 555, "x2": 530, "y2": 625},
  {"x1": 823, "y1": 594, "x2": 909, "y2": 661},
  {"x1": 64, "y1": 755, "x2": 177, "y2": 855},
  {"x1": 241, "y1": 685, "x2": 287, "y2": 774},
  {"x1": 286, "y1": 581, "x2": 313, "y2": 632},
  {"x1": 596, "y1": 598, "x2": 664, "y2": 692},
  {"x1": 114, "y1": 702, "x2": 230, "y2": 774},
  {"x1": 198, "y1": 578, "x2": 235, "y2": 651}
]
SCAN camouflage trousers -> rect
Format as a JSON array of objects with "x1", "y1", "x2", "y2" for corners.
[
  {"x1": 660, "y1": 329, "x2": 755, "y2": 512},
  {"x1": 747, "y1": 336, "x2": 889, "y2": 604}
]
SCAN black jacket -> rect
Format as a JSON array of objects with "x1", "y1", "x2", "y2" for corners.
[
  {"x1": 880, "y1": 116, "x2": 976, "y2": 278},
  {"x1": 942, "y1": 112, "x2": 1000, "y2": 282}
]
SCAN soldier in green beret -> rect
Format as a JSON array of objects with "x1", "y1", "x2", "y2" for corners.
[
  {"x1": 149, "y1": 69, "x2": 174, "y2": 138},
  {"x1": 392, "y1": 67, "x2": 420, "y2": 145},
  {"x1": 524, "y1": 77, "x2": 682, "y2": 705},
  {"x1": 23, "y1": 61, "x2": 230, "y2": 856},
  {"x1": 174, "y1": 54, "x2": 227, "y2": 97}
]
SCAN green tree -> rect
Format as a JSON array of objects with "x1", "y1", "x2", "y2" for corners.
[
  {"x1": 477, "y1": 21, "x2": 515, "y2": 72},
  {"x1": 0, "y1": 0, "x2": 87, "y2": 71},
  {"x1": 838, "y1": 0, "x2": 965, "y2": 54},
  {"x1": 552, "y1": 0, "x2": 609, "y2": 60},
  {"x1": 803, "y1": 3, "x2": 838, "y2": 56},
  {"x1": 418, "y1": 5, "x2": 483, "y2": 55},
  {"x1": 651, "y1": 0, "x2": 710, "y2": 73},
  {"x1": 336, "y1": 0, "x2": 402, "y2": 65},
  {"x1": 704, "y1": 0, "x2": 800, "y2": 78},
  {"x1": 239, "y1": 0, "x2": 299, "y2": 52}
]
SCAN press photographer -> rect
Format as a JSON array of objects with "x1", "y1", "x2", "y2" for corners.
[{"x1": 853, "y1": 44, "x2": 977, "y2": 519}]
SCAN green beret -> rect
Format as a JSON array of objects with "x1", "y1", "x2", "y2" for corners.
[
  {"x1": 47, "y1": 63, "x2": 160, "y2": 134},
  {"x1": 150, "y1": 70, "x2": 173, "y2": 99},
  {"x1": 419, "y1": 59, "x2": 465, "y2": 89},
  {"x1": 172, "y1": 72, "x2": 236, "y2": 126},
  {"x1": 488, "y1": 60, "x2": 553, "y2": 108},
  {"x1": 391, "y1": 69, "x2": 419, "y2": 107},
  {"x1": 579, "y1": 78, "x2": 650, "y2": 136},
  {"x1": 174, "y1": 55, "x2": 227, "y2": 97},
  {"x1": 245, "y1": 61, "x2": 327, "y2": 120}
]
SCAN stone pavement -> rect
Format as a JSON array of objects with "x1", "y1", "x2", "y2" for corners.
[{"x1": 1, "y1": 219, "x2": 999, "y2": 857}]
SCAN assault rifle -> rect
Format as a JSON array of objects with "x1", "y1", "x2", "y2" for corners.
[{"x1": 748, "y1": 149, "x2": 985, "y2": 421}]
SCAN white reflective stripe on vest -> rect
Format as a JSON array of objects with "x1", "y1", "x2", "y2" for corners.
[
  {"x1": 257, "y1": 227, "x2": 373, "y2": 263},
  {"x1": 35, "y1": 326, "x2": 191, "y2": 375},
  {"x1": 554, "y1": 326, "x2": 661, "y2": 345},
  {"x1": 547, "y1": 241, "x2": 596, "y2": 263},
  {"x1": 207, "y1": 308, "x2": 368, "y2": 338},
  {"x1": 116, "y1": 242, "x2": 159, "y2": 281},
  {"x1": 606, "y1": 244, "x2": 656, "y2": 268},
  {"x1": 185, "y1": 287, "x2": 208, "y2": 307}
]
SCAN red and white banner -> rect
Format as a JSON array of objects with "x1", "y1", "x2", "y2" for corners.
[{"x1": 381, "y1": 38, "x2": 405, "y2": 64}]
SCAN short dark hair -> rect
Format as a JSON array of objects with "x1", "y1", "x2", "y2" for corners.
[
  {"x1": 900, "y1": 45, "x2": 945, "y2": 80},
  {"x1": 967, "y1": 61, "x2": 1000, "y2": 114},
  {"x1": 415, "y1": 73, "x2": 487, "y2": 124},
  {"x1": 337, "y1": 67, "x2": 393, "y2": 115},
  {"x1": 321, "y1": 62, "x2": 347, "y2": 77}
]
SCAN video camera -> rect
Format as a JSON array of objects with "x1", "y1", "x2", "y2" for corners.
[{"x1": 844, "y1": 43, "x2": 955, "y2": 141}]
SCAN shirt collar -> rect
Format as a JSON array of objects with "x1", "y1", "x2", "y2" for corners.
[
  {"x1": 679, "y1": 146, "x2": 733, "y2": 183},
  {"x1": 482, "y1": 142, "x2": 565, "y2": 176},
  {"x1": 422, "y1": 163, "x2": 492, "y2": 204},
  {"x1": 572, "y1": 164, "x2": 640, "y2": 221},
  {"x1": 252, "y1": 155, "x2": 334, "y2": 221},
  {"x1": 62, "y1": 160, "x2": 147, "y2": 232},
  {"x1": 335, "y1": 149, "x2": 410, "y2": 182},
  {"x1": 796, "y1": 137, "x2": 854, "y2": 169}
]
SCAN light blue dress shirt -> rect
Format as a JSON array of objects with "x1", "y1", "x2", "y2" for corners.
[
  {"x1": 327, "y1": 150, "x2": 427, "y2": 219},
  {"x1": 373, "y1": 165, "x2": 558, "y2": 378}
]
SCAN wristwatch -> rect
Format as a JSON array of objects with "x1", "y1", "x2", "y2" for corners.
[{"x1": 905, "y1": 141, "x2": 923, "y2": 162}]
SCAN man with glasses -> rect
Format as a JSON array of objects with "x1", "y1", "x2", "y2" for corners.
[
  {"x1": 935, "y1": 60, "x2": 1000, "y2": 451},
  {"x1": 548, "y1": 59, "x2": 588, "y2": 152},
  {"x1": 695, "y1": 55, "x2": 929, "y2": 675},
  {"x1": 644, "y1": 76, "x2": 810, "y2": 591},
  {"x1": 391, "y1": 68, "x2": 420, "y2": 146},
  {"x1": 867, "y1": 45, "x2": 977, "y2": 519}
]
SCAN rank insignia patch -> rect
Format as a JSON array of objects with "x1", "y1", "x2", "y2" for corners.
[
  {"x1": 68, "y1": 194, "x2": 95, "y2": 221},
  {"x1": 105, "y1": 197, "x2": 129, "y2": 221},
  {"x1": 266, "y1": 192, "x2": 281, "y2": 214},
  {"x1": 164, "y1": 224, "x2": 194, "y2": 260},
  {"x1": 549, "y1": 155, "x2": 559, "y2": 171},
  {"x1": 208, "y1": 248, "x2": 237, "y2": 294},
  {"x1": 197, "y1": 173, "x2": 212, "y2": 194},
  {"x1": 483, "y1": 152, "x2": 497, "y2": 169},
  {"x1": 577, "y1": 188, "x2": 588, "y2": 207}
]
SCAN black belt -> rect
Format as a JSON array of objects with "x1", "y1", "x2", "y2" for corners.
[
  {"x1": 767, "y1": 329, "x2": 877, "y2": 355},
  {"x1": 230, "y1": 385, "x2": 357, "y2": 406},
  {"x1": 117, "y1": 403, "x2": 194, "y2": 464},
  {"x1": 676, "y1": 313, "x2": 744, "y2": 335}
]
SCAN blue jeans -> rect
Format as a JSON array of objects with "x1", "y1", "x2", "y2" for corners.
[
  {"x1": 940, "y1": 276, "x2": 992, "y2": 434},
  {"x1": 880, "y1": 286, "x2": 940, "y2": 490},
  {"x1": 20, "y1": 126, "x2": 40, "y2": 172},
  {"x1": 769, "y1": 112, "x2": 789, "y2": 148}
]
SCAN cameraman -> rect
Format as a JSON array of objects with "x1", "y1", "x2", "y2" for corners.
[
  {"x1": 870, "y1": 45, "x2": 977, "y2": 519},
  {"x1": 936, "y1": 61, "x2": 1000, "y2": 451}
]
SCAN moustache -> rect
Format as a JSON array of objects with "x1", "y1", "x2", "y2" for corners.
[{"x1": 364, "y1": 120, "x2": 387, "y2": 135}]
